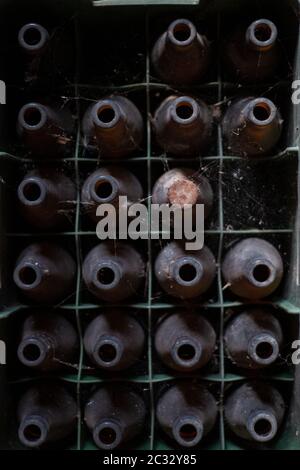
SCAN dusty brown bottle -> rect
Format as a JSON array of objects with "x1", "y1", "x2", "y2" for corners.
[
  {"x1": 17, "y1": 312, "x2": 78, "y2": 371},
  {"x1": 152, "y1": 168, "x2": 213, "y2": 220},
  {"x1": 224, "y1": 19, "x2": 280, "y2": 83},
  {"x1": 157, "y1": 383, "x2": 217, "y2": 447},
  {"x1": 155, "y1": 242, "x2": 216, "y2": 299},
  {"x1": 225, "y1": 381, "x2": 285, "y2": 443},
  {"x1": 84, "y1": 385, "x2": 146, "y2": 450},
  {"x1": 17, "y1": 102, "x2": 74, "y2": 157},
  {"x1": 17, "y1": 168, "x2": 76, "y2": 229},
  {"x1": 155, "y1": 312, "x2": 216, "y2": 372},
  {"x1": 81, "y1": 166, "x2": 143, "y2": 222},
  {"x1": 17, "y1": 382, "x2": 77, "y2": 448},
  {"x1": 13, "y1": 242, "x2": 76, "y2": 303},
  {"x1": 224, "y1": 308, "x2": 283, "y2": 369},
  {"x1": 153, "y1": 96, "x2": 213, "y2": 156},
  {"x1": 82, "y1": 95, "x2": 143, "y2": 158},
  {"x1": 222, "y1": 238, "x2": 283, "y2": 300},
  {"x1": 82, "y1": 242, "x2": 145, "y2": 303},
  {"x1": 83, "y1": 311, "x2": 145, "y2": 371},
  {"x1": 151, "y1": 19, "x2": 211, "y2": 85},
  {"x1": 222, "y1": 96, "x2": 283, "y2": 157}
]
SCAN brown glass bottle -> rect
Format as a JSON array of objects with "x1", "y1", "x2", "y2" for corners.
[
  {"x1": 157, "y1": 383, "x2": 217, "y2": 447},
  {"x1": 17, "y1": 312, "x2": 78, "y2": 371},
  {"x1": 224, "y1": 19, "x2": 280, "y2": 83},
  {"x1": 224, "y1": 308, "x2": 283, "y2": 369},
  {"x1": 222, "y1": 238, "x2": 283, "y2": 300},
  {"x1": 17, "y1": 382, "x2": 77, "y2": 448},
  {"x1": 82, "y1": 95, "x2": 143, "y2": 158},
  {"x1": 84, "y1": 385, "x2": 146, "y2": 450},
  {"x1": 83, "y1": 310, "x2": 145, "y2": 371},
  {"x1": 225, "y1": 381, "x2": 285, "y2": 443},
  {"x1": 153, "y1": 96, "x2": 213, "y2": 156},
  {"x1": 152, "y1": 168, "x2": 213, "y2": 219},
  {"x1": 82, "y1": 242, "x2": 145, "y2": 303},
  {"x1": 155, "y1": 242, "x2": 216, "y2": 299},
  {"x1": 81, "y1": 166, "x2": 143, "y2": 222},
  {"x1": 222, "y1": 96, "x2": 283, "y2": 157},
  {"x1": 17, "y1": 102, "x2": 74, "y2": 157},
  {"x1": 17, "y1": 168, "x2": 76, "y2": 229},
  {"x1": 13, "y1": 242, "x2": 76, "y2": 303},
  {"x1": 151, "y1": 19, "x2": 211, "y2": 85},
  {"x1": 155, "y1": 312, "x2": 216, "y2": 372}
]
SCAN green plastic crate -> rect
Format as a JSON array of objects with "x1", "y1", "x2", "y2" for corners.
[{"x1": 0, "y1": 0, "x2": 300, "y2": 451}]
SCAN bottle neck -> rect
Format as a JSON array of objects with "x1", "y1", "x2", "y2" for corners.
[
  {"x1": 248, "y1": 333, "x2": 279, "y2": 366},
  {"x1": 171, "y1": 336, "x2": 202, "y2": 369},
  {"x1": 92, "y1": 100, "x2": 123, "y2": 136},
  {"x1": 244, "y1": 98, "x2": 277, "y2": 131},
  {"x1": 18, "y1": 103, "x2": 48, "y2": 135},
  {"x1": 89, "y1": 174, "x2": 120, "y2": 205},
  {"x1": 18, "y1": 415, "x2": 50, "y2": 448},
  {"x1": 92, "y1": 335, "x2": 124, "y2": 370},
  {"x1": 169, "y1": 96, "x2": 201, "y2": 128},
  {"x1": 245, "y1": 19, "x2": 278, "y2": 52},
  {"x1": 244, "y1": 257, "x2": 276, "y2": 289},
  {"x1": 17, "y1": 334, "x2": 54, "y2": 369},
  {"x1": 166, "y1": 19, "x2": 199, "y2": 51},
  {"x1": 246, "y1": 410, "x2": 278, "y2": 442},
  {"x1": 172, "y1": 415, "x2": 204, "y2": 447},
  {"x1": 93, "y1": 260, "x2": 122, "y2": 292},
  {"x1": 13, "y1": 261, "x2": 44, "y2": 292},
  {"x1": 18, "y1": 23, "x2": 49, "y2": 56},
  {"x1": 172, "y1": 256, "x2": 203, "y2": 287},
  {"x1": 17, "y1": 176, "x2": 48, "y2": 208},
  {"x1": 93, "y1": 418, "x2": 124, "y2": 450}
]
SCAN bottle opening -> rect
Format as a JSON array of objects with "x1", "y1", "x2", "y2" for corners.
[
  {"x1": 22, "y1": 181, "x2": 42, "y2": 202},
  {"x1": 97, "y1": 105, "x2": 116, "y2": 124},
  {"x1": 23, "y1": 26, "x2": 42, "y2": 46},
  {"x1": 255, "y1": 341, "x2": 274, "y2": 359},
  {"x1": 18, "y1": 266, "x2": 38, "y2": 286},
  {"x1": 98, "y1": 343, "x2": 117, "y2": 363},
  {"x1": 253, "y1": 102, "x2": 271, "y2": 122},
  {"x1": 179, "y1": 263, "x2": 197, "y2": 282},
  {"x1": 94, "y1": 180, "x2": 113, "y2": 199},
  {"x1": 23, "y1": 106, "x2": 43, "y2": 127},
  {"x1": 22, "y1": 343, "x2": 41, "y2": 362},
  {"x1": 173, "y1": 22, "x2": 192, "y2": 42},
  {"x1": 254, "y1": 23, "x2": 272, "y2": 43},
  {"x1": 98, "y1": 427, "x2": 117, "y2": 446},
  {"x1": 254, "y1": 418, "x2": 272, "y2": 438},
  {"x1": 97, "y1": 267, "x2": 115, "y2": 286},
  {"x1": 177, "y1": 343, "x2": 196, "y2": 361},
  {"x1": 252, "y1": 263, "x2": 271, "y2": 283},
  {"x1": 176, "y1": 102, "x2": 194, "y2": 120},
  {"x1": 179, "y1": 423, "x2": 198, "y2": 443},
  {"x1": 23, "y1": 423, "x2": 42, "y2": 443}
]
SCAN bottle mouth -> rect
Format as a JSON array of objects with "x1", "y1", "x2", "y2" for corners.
[
  {"x1": 170, "y1": 97, "x2": 199, "y2": 125},
  {"x1": 18, "y1": 103, "x2": 47, "y2": 131},
  {"x1": 172, "y1": 416, "x2": 203, "y2": 447},
  {"x1": 90, "y1": 175, "x2": 119, "y2": 203},
  {"x1": 18, "y1": 177, "x2": 46, "y2": 206},
  {"x1": 94, "y1": 261, "x2": 122, "y2": 290},
  {"x1": 93, "y1": 336, "x2": 123, "y2": 369},
  {"x1": 173, "y1": 257, "x2": 203, "y2": 287},
  {"x1": 18, "y1": 416, "x2": 49, "y2": 448},
  {"x1": 168, "y1": 19, "x2": 197, "y2": 47},
  {"x1": 171, "y1": 337, "x2": 201, "y2": 369},
  {"x1": 17, "y1": 337, "x2": 50, "y2": 367},
  {"x1": 93, "y1": 420, "x2": 123, "y2": 450},
  {"x1": 247, "y1": 258, "x2": 276, "y2": 288},
  {"x1": 18, "y1": 23, "x2": 49, "y2": 52},
  {"x1": 246, "y1": 19, "x2": 278, "y2": 51},
  {"x1": 247, "y1": 411, "x2": 278, "y2": 442},
  {"x1": 93, "y1": 100, "x2": 121, "y2": 129},
  {"x1": 248, "y1": 98, "x2": 277, "y2": 127},
  {"x1": 14, "y1": 262, "x2": 42, "y2": 290},
  {"x1": 248, "y1": 333, "x2": 279, "y2": 366}
]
